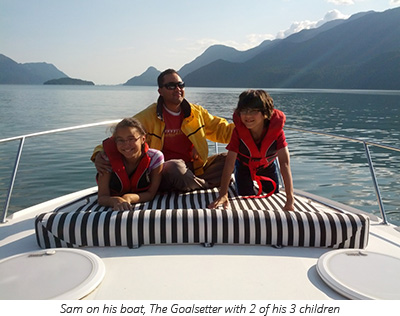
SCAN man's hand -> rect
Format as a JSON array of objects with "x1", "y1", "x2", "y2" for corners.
[
  {"x1": 94, "y1": 151, "x2": 112, "y2": 176},
  {"x1": 192, "y1": 147, "x2": 199, "y2": 160}
]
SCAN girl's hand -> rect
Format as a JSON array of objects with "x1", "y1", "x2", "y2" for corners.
[
  {"x1": 208, "y1": 194, "x2": 230, "y2": 209},
  {"x1": 112, "y1": 197, "x2": 132, "y2": 211}
]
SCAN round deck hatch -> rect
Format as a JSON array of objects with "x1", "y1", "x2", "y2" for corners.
[
  {"x1": 317, "y1": 249, "x2": 400, "y2": 300},
  {"x1": 0, "y1": 248, "x2": 105, "y2": 300}
]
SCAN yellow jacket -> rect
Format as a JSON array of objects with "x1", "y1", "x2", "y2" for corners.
[{"x1": 92, "y1": 97, "x2": 234, "y2": 175}]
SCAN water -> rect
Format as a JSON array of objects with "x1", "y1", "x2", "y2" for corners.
[{"x1": 1, "y1": 85, "x2": 399, "y2": 225}]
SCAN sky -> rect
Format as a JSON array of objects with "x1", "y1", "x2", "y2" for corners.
[{"x1": 1, "y1": 0, "x2": 399, "y2": 85}]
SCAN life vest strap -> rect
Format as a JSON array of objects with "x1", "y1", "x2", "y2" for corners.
[{"x1": 242, "y1": 174, "x2": 277, "y2": 199}]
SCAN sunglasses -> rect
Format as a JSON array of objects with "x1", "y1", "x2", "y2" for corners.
[{"x1": 162, "y1": 81, "x2": 185, "y2": 90}]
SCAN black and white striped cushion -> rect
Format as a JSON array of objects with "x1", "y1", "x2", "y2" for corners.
[{"x1": 35, "y1": 186, "x2": 369, "y2": 249}]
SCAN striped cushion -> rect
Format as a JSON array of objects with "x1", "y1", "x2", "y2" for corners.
[{"x1": 35, "y1": 186, "x2": 369, "y2": 249}]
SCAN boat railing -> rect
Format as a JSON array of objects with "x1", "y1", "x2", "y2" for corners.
[
  {"x1": 0, "y1": 120, "x2": 120, "y2": 223},
  {"x1": 1, "y1": 122, "x2": 399, "y2": 224},
  {"x1": 284, "y1": 127, "x2": 400, "y2": 225}
]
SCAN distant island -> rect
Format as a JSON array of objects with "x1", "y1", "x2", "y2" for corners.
[{"x1": 44, "y1": 77, "x2": 95, "y2": 85}]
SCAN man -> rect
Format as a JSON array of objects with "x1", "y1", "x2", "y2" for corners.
[{"x1": 93, "y1": 69, "x2": 234, "y2": 192}]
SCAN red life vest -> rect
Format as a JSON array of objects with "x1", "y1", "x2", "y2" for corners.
[
  {"x1": 103, "y1": 137, "x2": 151, "y2": 195},
  {"x1": 233, "y1": 109, "x2": 286, "y2": 198}
]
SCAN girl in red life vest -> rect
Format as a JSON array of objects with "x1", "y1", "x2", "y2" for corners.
[
  {"x1": 97, "y1": 118, "x2": 164, "y2": 211},
  {"x1": 208, "y1": 90, "x2": 294, "y2": 211}
]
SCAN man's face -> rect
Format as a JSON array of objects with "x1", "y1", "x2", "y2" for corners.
[{"x1": 158, "y1": 73, "x2": 185, "y2": 109}]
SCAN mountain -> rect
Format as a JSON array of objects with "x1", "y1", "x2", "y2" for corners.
[
  {"x1": 0, "y1": 54, "x2": 68, "y2": 84},
  {"x1": 177, "y1": 16, "x2": 355, "y2": 79},
  {"x1": 183, "y1": 8, "x2": 400, "y2": 89},
  {"x1": 178, "y1": 41, "x2": 276, "y2": 78},
  {"x1": 124, "y1": 66, "x2": 160, "y2": 86},
  {"x1": 284, "y1": 11, "x2": 371, "y2": 44}
]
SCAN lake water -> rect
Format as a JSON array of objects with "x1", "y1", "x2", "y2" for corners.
[{"x1": 0, "y1": 85, "x2": 399, "y2": 226}]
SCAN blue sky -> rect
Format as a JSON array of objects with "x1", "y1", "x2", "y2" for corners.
[{"x1": 1, "y1": 0, "x2": 399, "y2": 85}]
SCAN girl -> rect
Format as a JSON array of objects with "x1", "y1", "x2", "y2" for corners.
[
  {"x1": 97, "y1": 118, "x2": 164, "y2": 210},
  {"x1": 208, "y1": 90, "x2": 294, "y2": 211}
]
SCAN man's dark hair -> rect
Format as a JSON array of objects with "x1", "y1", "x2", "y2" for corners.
[{"x1": 157, "y1": 69, "x2": 179, "y2": 88}]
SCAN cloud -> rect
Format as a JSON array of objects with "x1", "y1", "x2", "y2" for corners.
[
  {"x1": 319, "y1": 9, "x2": 350, "y2": 25},
  {"x1": 276, "y1": 9, "x2": 349, "y2": 39},
  {"x1": 231, "y1": 9, "x2": 349, "y2": 49},
  {"x1": 390, "y1": 0, "x2": 400, "y2": 6},
  {"x1": 327, "y1": 0, "x2": 354, "y2": 4}
]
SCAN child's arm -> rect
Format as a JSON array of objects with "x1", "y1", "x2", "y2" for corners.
[
  {"x1": 97, "y1": 172, "x2": 132, "y2": 210},
  {"x1": 97, "y1": 164, "x2": 163, "y2": 210},
  {"x1": 121, "y1": 164, "x2": 163, "y2": 205},
  {"x1": 277, "y1": 146, "x2": 294, "y2": 211},
  {"x1": 208, "y1": 150, "x2": 237, "y2": 209}
]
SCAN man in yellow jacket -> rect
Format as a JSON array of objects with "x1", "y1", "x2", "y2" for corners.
[{"x1": 93, "y1": 69, "x2": 234, "y2": 192}]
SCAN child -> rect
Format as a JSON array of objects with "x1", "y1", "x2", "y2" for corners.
[
  {"x1": 97, "y1": 118, "x2": 164, "y2": 210},
  {"x1": 208, "y1": 90, "x2": 294, "y2": 211}
]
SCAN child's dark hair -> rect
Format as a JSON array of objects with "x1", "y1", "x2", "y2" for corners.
[
  {"x1": 112, "y1": 117, "x2": 146, "y2": 137},
  {"x1": 235, "y1": 90, "x2": 274, "y2": 120}
]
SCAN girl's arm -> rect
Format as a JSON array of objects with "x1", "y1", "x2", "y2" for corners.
[
  {"x1": 208, "y1": 150, "x2": 237, "y2": 209},
  {"x1": 97, "y1": 172, "x2": 132, "y2": 210},
  {"x1": 277, "y1": 146, "x2": 294, "y2": 211},
  {"x1": 121, "y1": 163, "x2": 163, "y2": 205}
]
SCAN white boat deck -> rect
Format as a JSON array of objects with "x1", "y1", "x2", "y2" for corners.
[
  {"x1": 1, "y1": 124, "x2": 400, "y2": 302},
  {"x1": 1, "y1": 187, "x2": 400, "y2": 300}
]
